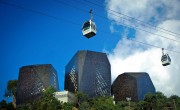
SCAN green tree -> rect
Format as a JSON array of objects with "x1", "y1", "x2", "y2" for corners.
[
  {"x1": 168, "y1": 95, "x2": 180, "y2": 110},
  {"x1": 137, "y1": 100, "x2": 146, "y2": 110},
  {"x1": 0, "y1": 100, "x2": 7, "y2": 108},
  {"x1": 116, "y1": 101, "x2": 128, "y2": 109},
  {"x1": 43, "y1": 86, "x2": 57, "y2": 98},
  {"x1": 40, "y1": 86, "x2": 62, "y2": 110},
  {"x1": 24, "y1": 86, "x2": 62, "y2": 110},
  {"x1": 78, "y1": 101, "x2": 91, "y2": 110},
  {"x1": 62, "y1": 102, "x2": 73, "y2": 110},
  {"x1": 115, "y1": 101, "x2": 127, "y2": 110},
  {"x1": 0, "y1": 100, "x2": 15, "y2": 110},
  {"x1": 144, "y1": 92, "x2": 157, "y2": 110},
  {"x1": 155, "y1": 91, "x2": 167, "y2": 109},
  {"x1": 91, "y1": 96, "x2": 115, "y2": 110},
  {"x1": 4, "y1": 80, "x2": 17, "y2": 109},
  {"x1": 75, "y1": 91, "x2": 88, "y2": 105}
]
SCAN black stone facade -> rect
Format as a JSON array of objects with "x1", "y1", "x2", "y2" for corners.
[
  {"x1": 112, "y1": 72, "x2": 155, "y2": 101},
  {"x1": 65, "y1": 50, "x2": 111, "y2": 98},
  {"x1": 16, "y1": 64, "x2": 59, "y2": 105}
]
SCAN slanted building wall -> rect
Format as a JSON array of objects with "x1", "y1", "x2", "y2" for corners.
[
  {"x1": 65, "y1": 50, "x2": 111, "y2": 98},
  {"x1": 112, "y1": 72, "x2": 155, "y2": 101}
]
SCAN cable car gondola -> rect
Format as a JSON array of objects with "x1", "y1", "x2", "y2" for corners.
[
  {"x1": 161, "y1": 48, "x2": 171, "y2": 66},
  {"x1": 82, "y1": 10, "x2": 97, "y2": 39}
]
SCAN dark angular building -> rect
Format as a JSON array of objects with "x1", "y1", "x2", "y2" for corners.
[
  {"x1": 16, "y1": 64, "x2": 59, "y2": 105},
  {"x1": 65, "y1": 50, "x2": 111, "y2": 98},
  {"x1": 112, "y1": 72, "x2": 155, "y2": 101}
]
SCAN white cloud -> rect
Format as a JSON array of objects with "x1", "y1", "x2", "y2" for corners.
[
  {"x1": 105, "y1": 0, "x2": 180, "y2": 24},
  {"x1": 105, "y1": 0, "x2": 180, "y2": 96}
]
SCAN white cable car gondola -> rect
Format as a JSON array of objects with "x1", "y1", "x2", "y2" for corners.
[
  {"x1": 161, "y1": 48, "x2": 171, "y2": 66},
  {"x1": 82, "y1": 10, "x2": 97, "y2": 39}
]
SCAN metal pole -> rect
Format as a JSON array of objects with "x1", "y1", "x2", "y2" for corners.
[
  {"x1": 173, "y1": 99, "x2": 177, "y2": 110},
  {"x1": 126, "y1": 97, "x2": 131, "y2": 110},
  {"x1": 162, "y1": 48, "x2": 164, "y2": 55},
  {"x1": 89, "y1": 10, "x2": 93, "y2": 20}
]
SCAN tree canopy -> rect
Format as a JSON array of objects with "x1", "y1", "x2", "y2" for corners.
[
  {"x1": 4, "y1": 80, "x2": 17, "y2": 98},
  {"x1": 1, "y1": 83, "x2": 180, "y2": 110}
]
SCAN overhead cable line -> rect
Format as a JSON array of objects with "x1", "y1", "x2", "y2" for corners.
[
  {"x1": 1, "y1": 0, "x2": 180, "y2": 54},
  {"x1": 56, "y1": 0, "x2": 180, "y2": 43},
  {"x1": 105, "y1": 11, "x2": 180, "y2": 38},
  {"x1": 129, "y1": 39, "x2": 180, "y2": 53},
  {"x1": 83, "y1": 0, "x2": 180, "y2": 37},
  {"x1": 0, "y1": 0, "x2": 81, "y2": 26},
  {"x1": 77, "y1": 0, "x2": 180, "y2": 38}
]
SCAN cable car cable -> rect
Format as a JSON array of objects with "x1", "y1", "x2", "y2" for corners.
[
  {"x1": 95, "y1": 13, "x2": 180, "y2": 43},
  {"x1": 83, "y1": 0, "x2": 180, "y2": 37},
  {"x1": 81, "y1": 0, "x2": 180, "y2": 38},
  {"x1": 0, "y1": 0, "x2": 82, "y2": 27},
  {"x1": 74, "y1": 0, "x2": 180, "y2": 39},
  {"x1": 1, "y1": 0, "x2": 180, "y2": 54},
  {"x1": 55, "y1": 0, "x2": 180, "y2": 43}
]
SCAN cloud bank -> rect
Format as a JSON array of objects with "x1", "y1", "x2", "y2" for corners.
[{"x1": 105, "y1": 0, "x2": 180, "y2": 96}]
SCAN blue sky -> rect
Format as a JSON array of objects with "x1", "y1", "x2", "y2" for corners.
[
  {"x1": 0, "y1": 0, "x2": 121, "y2": 101},
  {"x1": 1, "y1": 0, "x2": 180, "y2": 101}
]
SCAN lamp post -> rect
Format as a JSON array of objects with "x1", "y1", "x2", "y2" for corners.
[
  {"x1": 173, "y1": 99, "x2": 177, "y2": 110},
  {"x1": 126, "y1": 97, "x2": 131, "y2": 110},
  {"x1": 112, "y1": 95, "x2": 115, "y2": 105}
]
